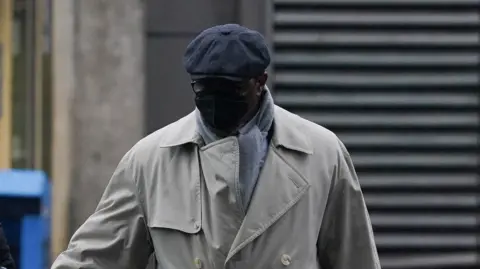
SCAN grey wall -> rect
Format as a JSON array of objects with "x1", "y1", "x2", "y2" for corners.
[
  {"x1": 52, "y1": 0, "x2": 146, "y2": 234},
  {"x1": 145, "y1": 0, "x2": 269, "y2": 134}
]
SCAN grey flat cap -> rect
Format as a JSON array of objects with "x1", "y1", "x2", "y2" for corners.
[{"x1": 183, "y1": 24, "x2": 271, "y2": 81}]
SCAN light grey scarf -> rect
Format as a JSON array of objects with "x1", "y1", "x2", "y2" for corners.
[{"x1": 195, "y1": 87, "x2": 274, "y2": 210}]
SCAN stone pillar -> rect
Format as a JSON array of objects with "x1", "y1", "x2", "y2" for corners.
[
  {"x1": 51, "y1": 0, "x2": 146, "y2": 259},
  {"x1": 70, "y1": 0, "x2": 146, "y2": 232}
]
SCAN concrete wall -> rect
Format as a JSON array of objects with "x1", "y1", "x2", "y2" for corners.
[
  {"x1": 51, "y1": 0, "x2": 146, "y2": 258},
  {"x1": 69, "y1": 0, "x2": 146, "y2": 232}
]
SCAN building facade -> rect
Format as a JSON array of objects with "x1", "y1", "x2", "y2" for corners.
[{"x1": 0, "y1": 0, "x2": 479, "y2": 268}]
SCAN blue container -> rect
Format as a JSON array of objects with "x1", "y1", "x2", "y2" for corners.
[{"x1": 0, "y1": 170, "x2": 51, "y2": 269}]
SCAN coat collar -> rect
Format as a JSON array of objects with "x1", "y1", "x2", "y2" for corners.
[
  {"x1": 158, "y1": 106, "x2": 313, "y2": 155},
  {"x1": 271, "y1": 106, "x2": 313, "y2": 154}
]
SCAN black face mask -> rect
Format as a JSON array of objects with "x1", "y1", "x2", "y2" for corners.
[{"x1": 195, "y1": 93, "x2": 249, "y2": 132}]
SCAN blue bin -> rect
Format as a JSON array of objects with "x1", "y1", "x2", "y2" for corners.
[{"x1": 0, "y1": 170, "x2": 51, "y2": 269}]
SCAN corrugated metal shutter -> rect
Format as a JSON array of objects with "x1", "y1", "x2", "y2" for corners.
[{"x1": 271, "y1": 0, "x2": 480, "y2": 268}]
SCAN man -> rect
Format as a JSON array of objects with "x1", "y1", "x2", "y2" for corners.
[
  {"x1": 0, "y1": 223, "x2": 15, "y2": 269},
  {"x1": 52, "y1": 24, "x2": 380, "y2": 269}
]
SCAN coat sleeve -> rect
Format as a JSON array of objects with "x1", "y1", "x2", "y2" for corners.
[
  {"x1": 0, "y1": 223, "x2": 16, "y2": 269},
  {"x1": 51, "y1": 150, "x2": 153, "y2": 269},
  {"x1": 317, "y1": 139, "x2": 381, "y2": 269}
]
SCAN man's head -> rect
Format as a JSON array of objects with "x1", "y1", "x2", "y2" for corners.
[{"x1": 183, "y1": 24, "x2": 270, "y2": 135}]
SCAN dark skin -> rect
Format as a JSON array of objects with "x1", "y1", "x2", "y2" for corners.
[
  {"x1": 235, "y1": 72, "x2": 269, "y2": 132},
  {"x1": 192, "y1": 72, "x2": 269, "y2": 136}
]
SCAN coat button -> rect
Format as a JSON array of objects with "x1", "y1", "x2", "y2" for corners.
[
  {"x1": 280, "y1": 254, "x2": 291, "y2": 266},
  {"x1": 194, "y1": 257, "x2": 203, "y2": 269}
]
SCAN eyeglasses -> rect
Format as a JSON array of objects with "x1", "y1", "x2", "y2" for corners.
[{"x1": 191, "y1": 78, "x2": 251, "y2": 96}]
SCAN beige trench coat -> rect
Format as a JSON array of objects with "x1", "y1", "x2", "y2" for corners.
[{"x1": 52, "y1": 106, "x2": 381, "y2": 269}]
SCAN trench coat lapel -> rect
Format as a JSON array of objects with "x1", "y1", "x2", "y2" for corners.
[
  {"x1": 226, "y1": 144, "x2": 310, "y2": 262},
  {"x1": 225, "y1": 106, "x2": 314, "y2": 262}
]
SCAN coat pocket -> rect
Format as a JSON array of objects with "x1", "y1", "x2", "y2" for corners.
[
  {"x1": 145, "y1": 174, "x2": 202, "y2": 234},
  {"x1": 146, "y1": 191, "x2": 204, "y2": 269}
]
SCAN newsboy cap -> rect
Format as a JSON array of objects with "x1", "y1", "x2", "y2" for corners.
[{"x1": 183, "y1": 24, "x2": 271, "y2": 81}]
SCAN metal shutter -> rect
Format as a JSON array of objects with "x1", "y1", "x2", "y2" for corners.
[{"x1": 271, "y1": 0, "x2": 480, "y2": 268}]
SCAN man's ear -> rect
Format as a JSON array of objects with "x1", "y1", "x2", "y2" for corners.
[
  {"x1": 255, "y1": 72, "x2": 268, "y2": 95},
  {"x1": 258, "y1": 72, "x2": 268, "y2": 86}
]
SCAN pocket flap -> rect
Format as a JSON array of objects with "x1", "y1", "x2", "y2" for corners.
[
  {"x1": 148, "y1": 207, "x2": 201, "y2": 234},
  {"x1": 146, "y1": 171, "x2": 202, "y2": 234},
  {"x1": 144, "y1": 146, "x2": 202, "y2": 234}
]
